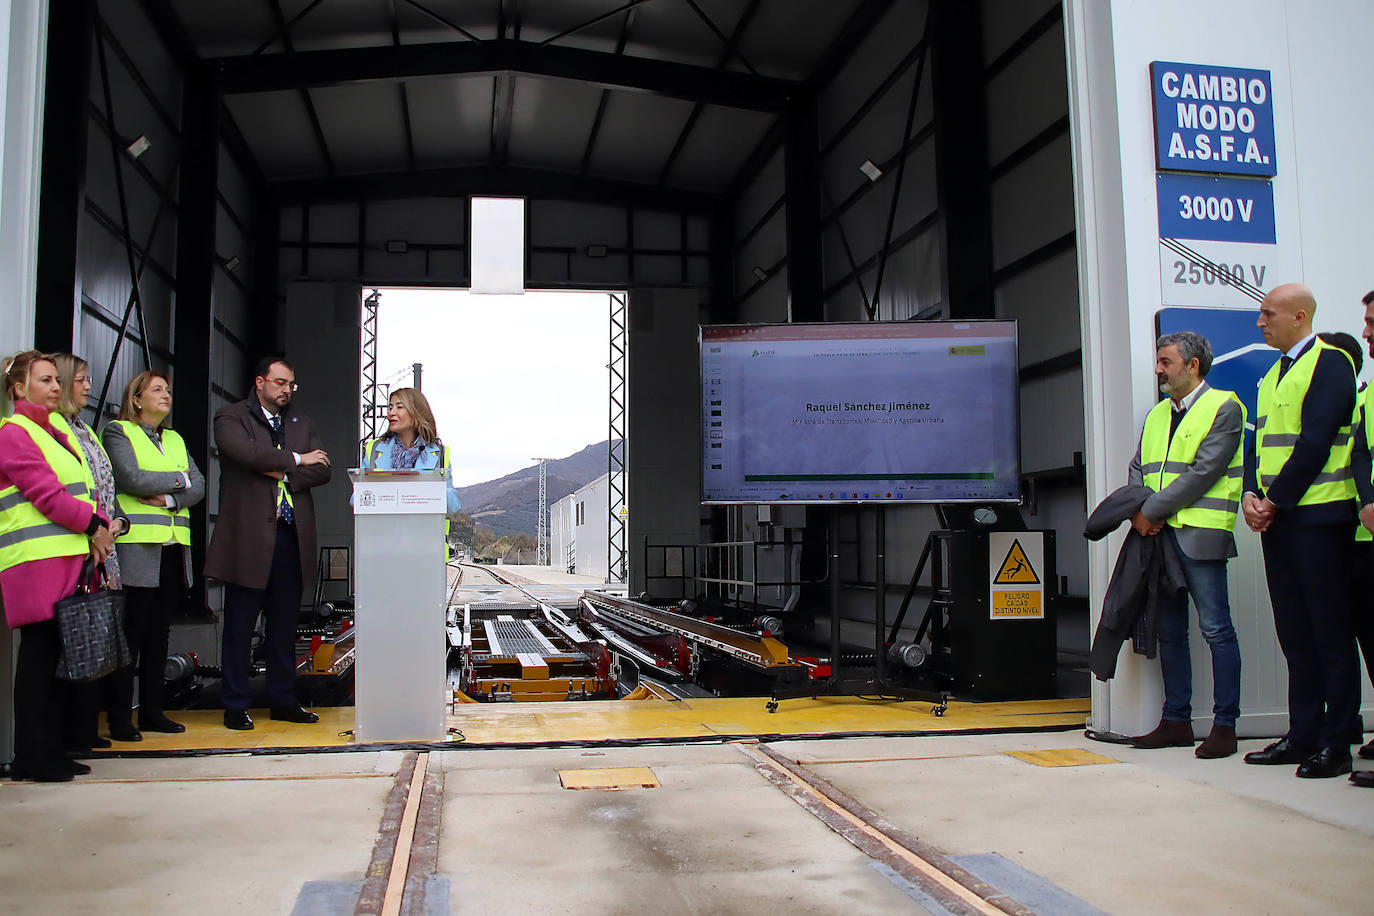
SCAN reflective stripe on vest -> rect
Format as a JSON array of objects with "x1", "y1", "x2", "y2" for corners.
[
  {"x1": 111, "y1": 420, "x2": 192, "y2": 546},
  {"x1": 1139, "y1": 386, "x2": 1245, "y2": 531},
  {"x1": 1256, "y1": 339, "x2": 1356, "y2": 507},
  {"x1": 0, "y1": 414, "x2": 96, "y2": 573}
]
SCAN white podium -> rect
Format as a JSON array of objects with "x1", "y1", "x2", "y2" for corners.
[{"x1": 350, "y1": 468, "x2": 448, "y2": 742}]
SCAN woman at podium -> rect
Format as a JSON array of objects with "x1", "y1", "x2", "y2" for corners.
[{"x1": 360, "y1": 389, "x2": 461, "y2": 548}]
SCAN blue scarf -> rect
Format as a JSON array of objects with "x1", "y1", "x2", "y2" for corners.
[{"x1": 391, "y1": 436, "x2": 426, "y2": 469}]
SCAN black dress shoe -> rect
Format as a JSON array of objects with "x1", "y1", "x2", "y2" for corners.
[
  {"x1": 224, "y1": 710, "x2": 254, "y2": 731},
  {"x1": 1349, "y1": 770, "x2": 1374, "y2": 788},
  {"x1": 9, "y1": 760, "x2": 75, "y2": 783},
  {"x1": 1295, "y1": 747, "x2": 1353, "y2": 779},
  {"x1": 108, "y1": 724, "x2": 143, "y2": 743},
  {"x1": 1243, "y1": 737, "x2": 1310, "y2": 765},
  {"x1": 1358, "y1": 738, "x2": 1374, "y2": 760},
  {"x1": 270, "y1": 704, "x2": 319, "y2": 724},
  {"x1": 138, "y1": 712, "x2": 186, "y2": 734}
]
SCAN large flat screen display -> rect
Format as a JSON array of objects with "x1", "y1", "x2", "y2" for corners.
[{"x1": 701, "y1": 320, "x2": 1020, "y2": 505}]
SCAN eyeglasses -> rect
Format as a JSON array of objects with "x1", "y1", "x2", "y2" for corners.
[{"x1": 265, "y1": 378, "x2": 299, "y2": 392}]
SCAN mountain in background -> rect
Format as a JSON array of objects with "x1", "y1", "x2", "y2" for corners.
[{"x1": 456, "y1": 440, "x2": 618, "y2": 537}]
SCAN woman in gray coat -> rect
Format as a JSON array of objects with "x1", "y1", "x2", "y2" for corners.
[{"x1": 102, "y1": 371, "x2": 205, "y2": 740}]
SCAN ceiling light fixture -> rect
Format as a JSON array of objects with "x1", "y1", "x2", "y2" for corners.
[
  {"x1": 126, "y1": 135, "x2": 151, "y2": 159},
  {"x1": 585, "y1": 244, "x2": 608, "y2": 258},
  {"x1": 223, "y1": 255, "x2": 241, "y2": 271},
  {"x1": 752, "y1": 266, "x2": 768, "y2": 282},
  {"x1": 386, "y1": 239, "x2": 408, "y2": 253},
  {"x1": 859, "y1": 159, "x2": 883, "y2": 182}
]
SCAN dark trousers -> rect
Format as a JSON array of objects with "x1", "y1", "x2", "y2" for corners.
[
  {"x1": 56, "y1": 677, "x2": 102, "y2": 749},
  {"x1": 111, "y1": 546, "x2": 181, "y2": 726},
  {"x1": 1261, "y1": 520, "x2": 1360, "y2": 750},
  {"x1": 1352, "y1": 541, "x2": 1374, "y2": 690},
  {"x1": 221, "y1": 521, "x2": 302, "y2": 711},
  {"x1": 13, "y1": 619, "x2": 63, "y2": 768}
]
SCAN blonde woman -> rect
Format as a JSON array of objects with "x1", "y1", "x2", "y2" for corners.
[
  {"x1": 102, "y1": 371, "x2": 205, "y2": 740},
  {"x1": 361, "y1": 387, "x2": 460, "y2": 511},
  {"x1": 51, "y1": 353, "x2": 130, "y2": 752},
  {"x1": 0, "y1": 351, "x2": 114, "y2": 781}
]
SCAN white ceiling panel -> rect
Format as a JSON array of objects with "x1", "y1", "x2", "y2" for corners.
[
  {"x1": 505, "y1": 77, "x2": 604, "y2": 173},
  {"x1": 222, "y1": 90, "x2": 326, "y2": 180},
  {"x1": 663, "y1": 106, "x2": 773, "y2": 191},
  {"x1": 585, "y1": 90, "x2": 695, "y2": 185},
  {"x1": 310, "y1": 82, "x2": 408, "y2": 175},
  {"x1": 406, "y1": 75, "x2": 495, "y2": 168}
]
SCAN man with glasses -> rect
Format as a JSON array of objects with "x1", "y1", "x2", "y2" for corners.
[{"x1": 206, "y1": 357, "x2": 331, "y2": 730}]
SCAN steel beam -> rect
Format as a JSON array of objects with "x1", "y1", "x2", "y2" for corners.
[
  {"x1": 272, "y1": 164, "x2": 719, "y2": 216},
  {"x1": 172, "y1": 70, "x2": 221, "y2": 614},
  {"x1": 783, "y1": 96, "x2": 823, "y2": 322},
  {"x1": 212, "y1": 37, "x2": 799, "y2": 112},
  {"x1": 34, "y1": 0, "x2": 95, "y2": 352},
  {"x1": 930, "y1": 0, "x2": 994, "y2": 319}
]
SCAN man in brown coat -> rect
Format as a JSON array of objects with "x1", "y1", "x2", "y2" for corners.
[{"x1": 206, "y1": 357, "x2": 331, "y2": 730}]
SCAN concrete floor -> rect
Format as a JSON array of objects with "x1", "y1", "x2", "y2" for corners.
[{"x1": 3, "y1": 730, "x2": 1372, "y2": 914}]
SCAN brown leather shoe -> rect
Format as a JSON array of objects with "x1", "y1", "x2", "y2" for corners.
[
  {"x1": 1129, "y1": 719, "x2": 1195, "y2": 749},
  {"x1": 1195, "y1": 723, "x2": 1237, "y2": 758}
]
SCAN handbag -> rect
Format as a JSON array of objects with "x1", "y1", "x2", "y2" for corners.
[{"x1": 53, "y1": 558, "x2": 132, "y2": 682}]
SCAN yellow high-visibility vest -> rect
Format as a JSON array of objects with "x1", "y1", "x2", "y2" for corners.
[
  {"x1": 109, "y1": 420, "x2": 191, "y2": 546},
  {"x1": 364, "y1": 438, "x2": 453, "y2": 554},
  {"x1": 0, "y1": 414, "x2": 96, "y2": 573},
  {"x1": 1139, "y1": 386, "x2": 1245, "y2": 531},
  {"x1": 49, "y1": 413, "x2": 95, "y2": 481},
  {"x1": 1256, "y1": 339, "x2": 1356, "y2": 507},
  {"x1": 1357, "y1": 385, "x2": 1373, "y2": 543}
]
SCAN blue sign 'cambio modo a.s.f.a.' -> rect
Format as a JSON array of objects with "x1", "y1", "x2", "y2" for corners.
[
  {"x1": 1156, "y1": 173, "x2": 1276, "y2": 244},
  {"x1": 1151, "y1": 61, "x2": 1276, "y2": 177}
]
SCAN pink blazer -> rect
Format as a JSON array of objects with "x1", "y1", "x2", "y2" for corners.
[{"x1": 0, "y1": 401, "x2": 105, "y2": 628}]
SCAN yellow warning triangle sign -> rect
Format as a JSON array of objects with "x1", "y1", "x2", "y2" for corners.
[{"x1": 993, "y1": 538, "x2": 1039, "y2": 585}]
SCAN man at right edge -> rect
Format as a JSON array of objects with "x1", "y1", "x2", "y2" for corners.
[
  {"x1": 1242, "y1": 283, "x2": 1359, "y2": 778},
  {"x1": 1349, "y1": 290, "x2": 1374, "y2": 787}
]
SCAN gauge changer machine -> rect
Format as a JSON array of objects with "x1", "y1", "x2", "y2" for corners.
[{"x1": 350, "y1": 468, "x2": 448, "y2": 742}]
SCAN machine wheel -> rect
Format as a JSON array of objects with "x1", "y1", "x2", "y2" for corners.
[
  {"x1": 931, "y1": 703, "x2": 946, "y2": 717},
  {"x1": 766, "y1": 700, "x2": 779, "y2": 714}
]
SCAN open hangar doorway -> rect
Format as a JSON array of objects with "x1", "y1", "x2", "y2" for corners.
[
  {"x1": 3, "y1": 0, "x2": 1103, "y2": 749},
  {"x1": 257, "y1": 0, "x2": 1090, "y2": 713}
]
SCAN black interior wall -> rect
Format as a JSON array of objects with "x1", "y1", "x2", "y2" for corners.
[
  {"x1": 713, "y1": 0, "x2": 1089, "y2": 658},
  {"x1": 31, "y1": 0, "x2": 273, "y2": 616}
]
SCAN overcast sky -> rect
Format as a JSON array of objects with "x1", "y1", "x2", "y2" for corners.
[{"x1": 373, "y1": 288, "x2": 612, "y2": 487}]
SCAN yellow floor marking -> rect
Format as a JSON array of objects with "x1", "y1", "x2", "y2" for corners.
[
  {"x1": 381, "y1": 752, "x2": 429, "y2": 916},
  {"x1": 93, "y1": 707, "x2": 357, "y2": 752},
  {"x1": 558, "y1": 766, "x2": 660, "y2": 790},
  {"x1": 738, "y1": 745, "x2": 1004, "y2": 916},
  {"x1": 84, "y1": 698, "x2": 1090, "y2": 750},
  {"x1": 1005, "y1": 748, "x2": 1120, "y2": 767}
]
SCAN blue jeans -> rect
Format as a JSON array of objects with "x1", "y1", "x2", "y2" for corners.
[{"x1": 1156, "y1": 528, "x2": 1242, "y2": 727}]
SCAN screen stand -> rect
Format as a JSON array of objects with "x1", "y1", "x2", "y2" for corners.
[{"x1": 766, "y1": 506, "x2": 950, "y2": 715}]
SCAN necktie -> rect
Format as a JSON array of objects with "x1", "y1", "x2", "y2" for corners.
[
  {"x1": 1278, "y1": 355, "x2": 1293, "y2": 380},
  {"x1": 270, "y1": 416, "x2": 295, "y2": 524}
]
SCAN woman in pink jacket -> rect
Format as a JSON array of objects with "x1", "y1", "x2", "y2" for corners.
[{"x1": 0, "y1": 351, "x2": 114, "y2": 782}]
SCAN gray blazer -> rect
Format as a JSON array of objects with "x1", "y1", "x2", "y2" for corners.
[
  {"x1": 102, "y1": 422, "x2": 206, "y2": 589},
  {"x1": 1127, "y1": 383, "x2": 1245, "y2": 561}
]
